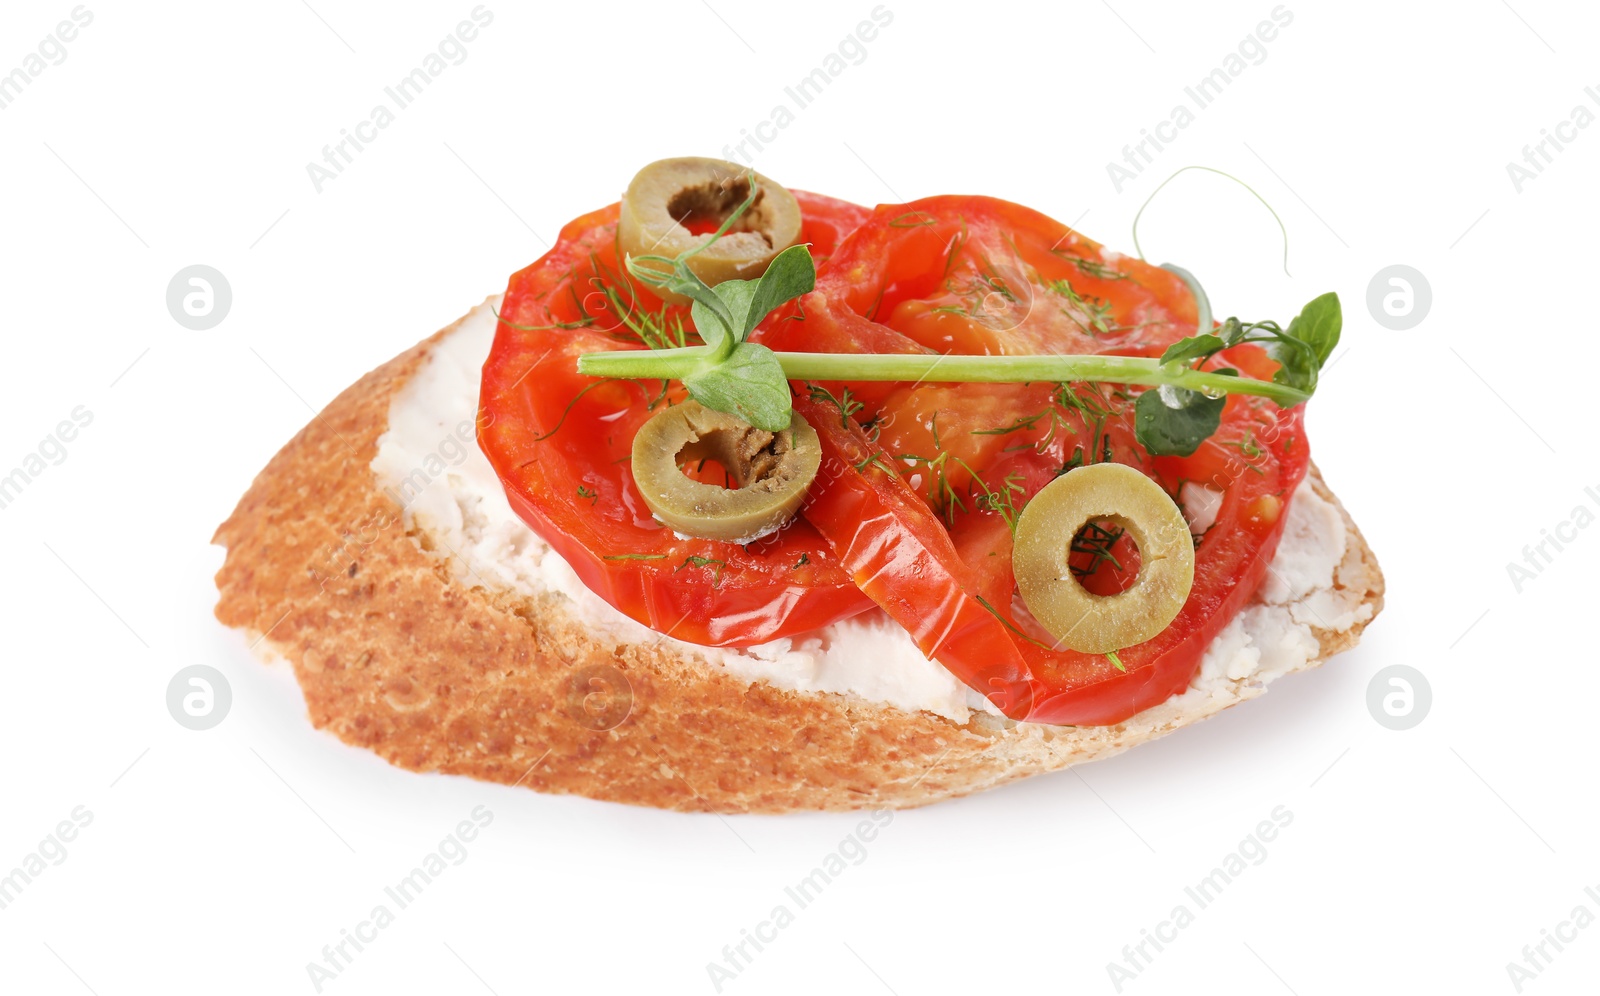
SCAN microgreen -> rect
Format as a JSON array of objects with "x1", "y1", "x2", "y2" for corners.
[
  {"x1": 618, "y1": 174, "x2": 814, "y2": 433},
  {"x1": 574, "y1": 181, "x2": 1340, "y2": 459},
  {"x1": 1133, "y1": 287, "x2": 1341, "y2": 457},
  {"x1": 1131, "y1": 165, "x2": 1291, "y2": 276},
  {"x1": 1133, "y1": 384, "x2": 1227, "y2": 458}
]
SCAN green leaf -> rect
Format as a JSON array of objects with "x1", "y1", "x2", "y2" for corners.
[
  {"x1": 738, "y1": 244, "x2": 816, "y2": 340},
  {"x1": 1159, "y1": 333, "x2": 1224, "y2": 366},
  {"x1": 613, "y1": 198, "x2": 812, "y2": 431},
  {"x1": 1216, "y1": 316, "x2": 1252, "y2": 348},
  {"x1": 709, "y1": 278, "x2": 760, "y2": 340},
  {"x1": 682, "y1": 342, "x2": 792, "y2": 431},
  {"x1": 1134, "y1": 384, "x2": 1225, "y2": 457},
  {"x1": 1286, "y1": 292, "x2": 1341, "y2": 366},
  {"x1": 628, "y1": 251, "x2": 739, "y2": 355},
  {"x1": 636, "y1": 245, "x2": 814, "y2": 363},
  {"x1": 690, "y1": 294, "x2": 740, "y2": 355},
  {"x1": 1268, "y1": 339, "x2": 1319, "y2": 393},
  {"x1": 1262, "y1": 293, "x2": 1342, "y2": 395}
]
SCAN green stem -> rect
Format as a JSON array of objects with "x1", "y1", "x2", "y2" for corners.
[{"x1": 577, "y1": 346, "x2": 1311, "y2": 406}]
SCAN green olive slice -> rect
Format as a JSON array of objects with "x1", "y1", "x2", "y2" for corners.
[
  {"x1": 631, "y1": 400, "x2": 819, "y2": 543},
  {"x1": 1012, "y1": 463, "x2": 1195, "y2": 654},
  {"x1": 618, "y1": 157, "x2": 803, "y2": 303}
]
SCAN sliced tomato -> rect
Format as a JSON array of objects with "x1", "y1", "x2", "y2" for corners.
[
  {"x1": 762, "y1": 196, "x2": 1310, "y2": 724},
  {"x1": 479, "y1": 193, "x2": 876, "y2": 647}
]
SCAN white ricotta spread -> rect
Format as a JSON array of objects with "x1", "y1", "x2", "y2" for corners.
[{"x1": 372, "y1": 300, "x2": 1367, "y2": 725}]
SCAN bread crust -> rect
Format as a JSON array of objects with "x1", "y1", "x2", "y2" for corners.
[{"x1": 212, "y1": 306, "x2": 1385, "y2": 814}]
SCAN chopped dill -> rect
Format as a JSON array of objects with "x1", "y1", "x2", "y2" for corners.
[
  {"x1": 1054, "y1": 382, "x2": 1122, "y2": 465},
  {"x1": 1049, "y1": 250, "x2": 1128, "y2": 282},
  {"x1": 968, "y1": 468, "x2": 1026, "y2": 533},
  {"x1": 972, "y1": 411, "x2": 1052, "y2": 436},
  {"x1": 941, "y1": 219, "x2": 969, "y2": 279},
  {"x1": 675, "y1": 555, "x2": 727, "y2": 586},
  {"x1": 1220, "y1": 432, "x2": 1263, "y2": 460},
  {"x1": 531, "y1": 378, "x2": 624, "y2": 443},
  {"x1": 491, "y1": 303, "x2": 595, "y2": 333},
  {"x1": 587, "y1": 254, "x2": 693, "y2": 350},
  {"x1": 854, "y1": 452, "x2": 902, "y2": 478},
  {"x1": 897, "y1": 450, "x2": 967, "y2": 524},
  {"x1": 974, "y1": 594, "x2": 1056, "y2": 652},
  {"x1": 1045, "y1": 278, "x2": 1119, "y2": 336},
  {"x1": 807, "y1": 383, "x2": 864, "y2": 429},
  {"x1": 866, "y1": 286, "x2": 887, "y2": 322},
  {"x1": 1070, "y1": 521, "x2": 1126, "y2": 578}
]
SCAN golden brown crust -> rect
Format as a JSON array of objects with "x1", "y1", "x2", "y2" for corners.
[{"x1": 212, "y1": 306, "x2": 1385, "y2": 814}]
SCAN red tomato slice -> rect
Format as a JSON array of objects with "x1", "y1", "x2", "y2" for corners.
[
  {"x1": 478, "y1": 193, "x2": 876, "y2": 648},
  {"x1": 762, "y1": 196, "x2": 1310, "y2": 725}
]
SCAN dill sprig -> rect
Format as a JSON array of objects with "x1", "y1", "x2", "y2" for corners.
[
  {"x1": 1048, "y1": 249, "x2": 1129, "y2": 282},
  {"x1": 967, "y1": 468, "x2": 1026, "y2": 533},
  {"x1": 807, "y1": 383, "x2": 864, "y2": 429},
  {"x1": 1043, "y1": 277, "x2": 1144, "y2": 338},
  {"x1": 974, "y1": 594, "x2": 1057, "y2": 652},
  {"x1": 587, "y1": 254, "x2": 695, "y2": 351},
  {"x1": 897, "y1": 450, "x2": 968, "y2": 525}
]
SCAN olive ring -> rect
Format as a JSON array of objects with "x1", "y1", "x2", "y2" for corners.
[
  {"x1": 630, "y1": 400, "x2": 820, "y2": 544},
  {"x1": 1012, "y1": 463, "x2": 1196, "y2": 654},
  {"x1": 617, "y1": 157, "x2": 803, "y2": 303}
]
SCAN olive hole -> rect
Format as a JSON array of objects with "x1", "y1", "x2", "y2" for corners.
[
  {"x1": 678, "y1": 456, "x2": 736, "y2": 490},
  {"x1": 1068, "y1": 517, "x2": 1143, "y2": 596},
  {"x1": 676, "y1": 424, "x2": 789, "y2": 492},
  {"x1": 667, "y1": 178, "x2": 774, "y2": 246}
]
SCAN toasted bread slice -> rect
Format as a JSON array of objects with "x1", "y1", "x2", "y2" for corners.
[{"x1": 213, "y1": 302, "x2": 1384, "y2": 814}]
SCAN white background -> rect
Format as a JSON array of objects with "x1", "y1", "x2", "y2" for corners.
[{"x1": 1, "y1": 1, "x2": 1597, "y2": 993}]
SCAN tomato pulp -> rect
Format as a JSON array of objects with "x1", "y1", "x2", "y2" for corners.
[
  {"x1": 478, "y1": 192, "x2": 877, "y2": 647},
  {"x1": 758, "y1": 196, "x2": 1310, "y2": 724}
]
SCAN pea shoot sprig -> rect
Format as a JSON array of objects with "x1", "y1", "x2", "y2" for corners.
[{"x1": 579, "y1": 178, "x2": 1341, "y2": 456}]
